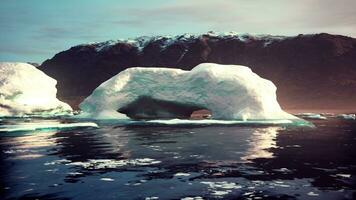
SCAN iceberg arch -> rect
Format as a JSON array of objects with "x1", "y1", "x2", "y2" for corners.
[
  {"x1": 80, "y1": 63, "x2": 297, "y2": 120},
  {"x1": 0, "y1": 62, "x2": 72, "y2": 117}
]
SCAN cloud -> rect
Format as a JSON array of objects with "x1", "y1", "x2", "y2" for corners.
[
  {"x1": 32, "y1": 27, "x2": 99, "y2": 40},
  {"x1": 0, "y1": 46, "x2": 48, "y2": 55},
  {"x1": 300, "y1": 0, "x2": 356, "y2": 28},
  {"x1": 113, "y1": 19, "x2": 147, "y2": 27},
  {"x1": 111, "y1": 0, "x2": 356, "y2": 36}
]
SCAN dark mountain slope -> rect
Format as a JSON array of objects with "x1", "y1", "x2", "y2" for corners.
[{"x1": 39, "y1": 32, "x2": 356, "y2": 110}]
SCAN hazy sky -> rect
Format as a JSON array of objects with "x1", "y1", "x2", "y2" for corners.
[{"x1": 1, "y1": 0, "x2": 356, "y2": 63}]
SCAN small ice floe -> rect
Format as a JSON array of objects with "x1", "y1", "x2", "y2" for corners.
[
  {"x1": 0, "y1": 122, "x2": 98, "y2": 132},
  {"x1": 46, "y1": 169, "x2": 59, "y2": 172},
  {"x1": 125, "y1": 179, "x2": 147, "y2": 186},
  {"x1": 11, "y1": 154, "x2": 44, "y2": 159},
  {"x1": 148, "y1": 145, "x2": 162, "y2": 151},
  {"x1": 174, "y1": 173, "x2": 191, "y2": 177},
  {"x1": 338, "y1": 114, "x2": 356, "y2": 120},
  {"x1": 272, "y1": 168, "x2": 293, "y2": 173},
  {"x1": 66, "y1": 158, "x2": 161, "y2": 169},
  {"x1": 307, "y1": 191, "x2": 319, "y2": 196},
  {"x1": 145, "y1": 197, "x2": 159, "y2": 200},
  {"x1": 67, "y1": 172, "x2": 83, "y2": 176},
  {"x1": 100, "y1": 177, "x2": 115, "y2": 181},
  {"x1": 296, "y1": 113, "x2": 327, "y2": 120},
  {"x1": 181, "y1": 197, "x2": 203, "y2": 200},
  {"x1": 3, "y1": 149, "x2": 33, "y2": 154},
  {"x1": 201, "y1": 181, "x2": 241, "y2": 196},
  {"x1": 271, "y1": 180, "x2": 291, "y2": 188},
  {"x1": 286, "y1": 144, "x2": 301, "y2": 148},
  {"x1": 44, "y1": 159, "x2": 70, "y2": 166},
  {"x1": 335, "y1": 174, "x2": 351, "y2": 178},
  {"x1": 312, "y1": 167, "x2": 337, "y2": 172}
]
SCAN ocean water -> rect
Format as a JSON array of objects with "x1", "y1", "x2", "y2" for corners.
[{"x1": 0, "y1": 118, "x2": 355, "y2": 199}]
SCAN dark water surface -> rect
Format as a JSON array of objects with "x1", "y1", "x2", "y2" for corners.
[{"x1": 0, "y1": 119, "x2": 355, "y2": 199}]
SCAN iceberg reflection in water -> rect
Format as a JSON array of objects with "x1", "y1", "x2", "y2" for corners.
[{"x1": 0, "y1": 118, "x2": 355, "y2": 199}]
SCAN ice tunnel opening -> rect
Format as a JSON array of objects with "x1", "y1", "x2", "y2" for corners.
[
  {"x1": 117, "y1": 96, "x2": 210, "y2": 120},
  {"x1": 190, "y1": 109, "x2": 212, "y2": 119}
]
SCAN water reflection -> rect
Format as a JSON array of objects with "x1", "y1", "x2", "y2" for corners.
[
  {"x1": 50, "y1": 128, "x2": 130, "y2": 162},
  {"x1": 1, "y1": 131, "x2": 58, "y2": 160},
  {"x1": 1, "y1": 120, "x2": 355, "y2": 199},
  {"x1": 241, "y1": 127, "x2": 281, "y2": 161}
]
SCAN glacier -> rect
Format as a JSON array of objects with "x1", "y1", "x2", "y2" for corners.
[
  {"x1": 0, "y1": 62, "x2": 72, "y2": 117},
  {"x1": 79, "y1": 63, "x2": 297, "y2": 121}
]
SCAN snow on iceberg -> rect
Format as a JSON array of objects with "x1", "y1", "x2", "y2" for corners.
[
  {"x1": 0, "y1": 62, "x2": 72, "y2": 117},
  {"x1": 79, "y1": 63, "x2": 298, "y2": 121}
]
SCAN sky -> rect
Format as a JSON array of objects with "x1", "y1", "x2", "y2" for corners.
[{"x1": 1, "y1": 0, "x2": 356, "y2": 63}]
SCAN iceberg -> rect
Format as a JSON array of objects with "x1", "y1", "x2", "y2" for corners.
[
  {"x1": 0, "y1": 62, "x2": 72, "y2": 117},
  {"x1": 79, "y1": 63, "x2": 298, "y2": 121}
]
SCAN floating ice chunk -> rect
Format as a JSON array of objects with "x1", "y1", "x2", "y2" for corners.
[
  {"x1": 181, "y1": 197, "x2": 203, "y2": 200},
  {"x1": 66, "y1": 158, "x2": 161, "y2": 169},
  {"x1": 307, "y1": 192, "x2": 319, "y2": 196},
  {"x1": 174, "y1": 173, "x2": 191, "y2": 177},
  {"x1": 145, "y1": 197, "x2": 159, "y2": 200},
  {"x1": 201, "y1": 181, "x2": 242, "y2": 196},
  {"x1": 80, "y1": 63, "x2": 298, "y2": 121},
  {"x1": 100, "y1": 178, "x2": 115, "y2": 181},
  {"x1": 0, "y1": 62, "x2": 72, "y2": 117},
  {"x1": 338, "y1": 114, "x2": 356, "y2": 120},
  {"x1": 44, "y1": 159, "x2": 71, "y2": 166},
  {"x1": 296, "y1": 113, "x2": 327, "y2": 120},
  {"x1": 0, "y1": 122, "x2": 98, "y2": 132},
  {"x1": 68, "y1": 172, "x2": 83, "y2": 176},
  {"x1": 335, "y1": 174, "x2": 351, "y2": 178}
]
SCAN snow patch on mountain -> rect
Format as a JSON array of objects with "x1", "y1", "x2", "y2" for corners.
[{"x1": 75, "y1": 31, "x2": 291, "y2": 54}]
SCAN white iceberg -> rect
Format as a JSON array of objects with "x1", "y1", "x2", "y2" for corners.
[
  {"x1": 79, "y1": 63, "x2": 297, "y2": 121},
  {"x1": 0, "y1": 62, "x2": 72, "y2": 117}
]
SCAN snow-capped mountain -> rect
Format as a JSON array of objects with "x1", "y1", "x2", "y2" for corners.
[{"x1": 39, "y1": 32, "x2": 356, "y2": 109}]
